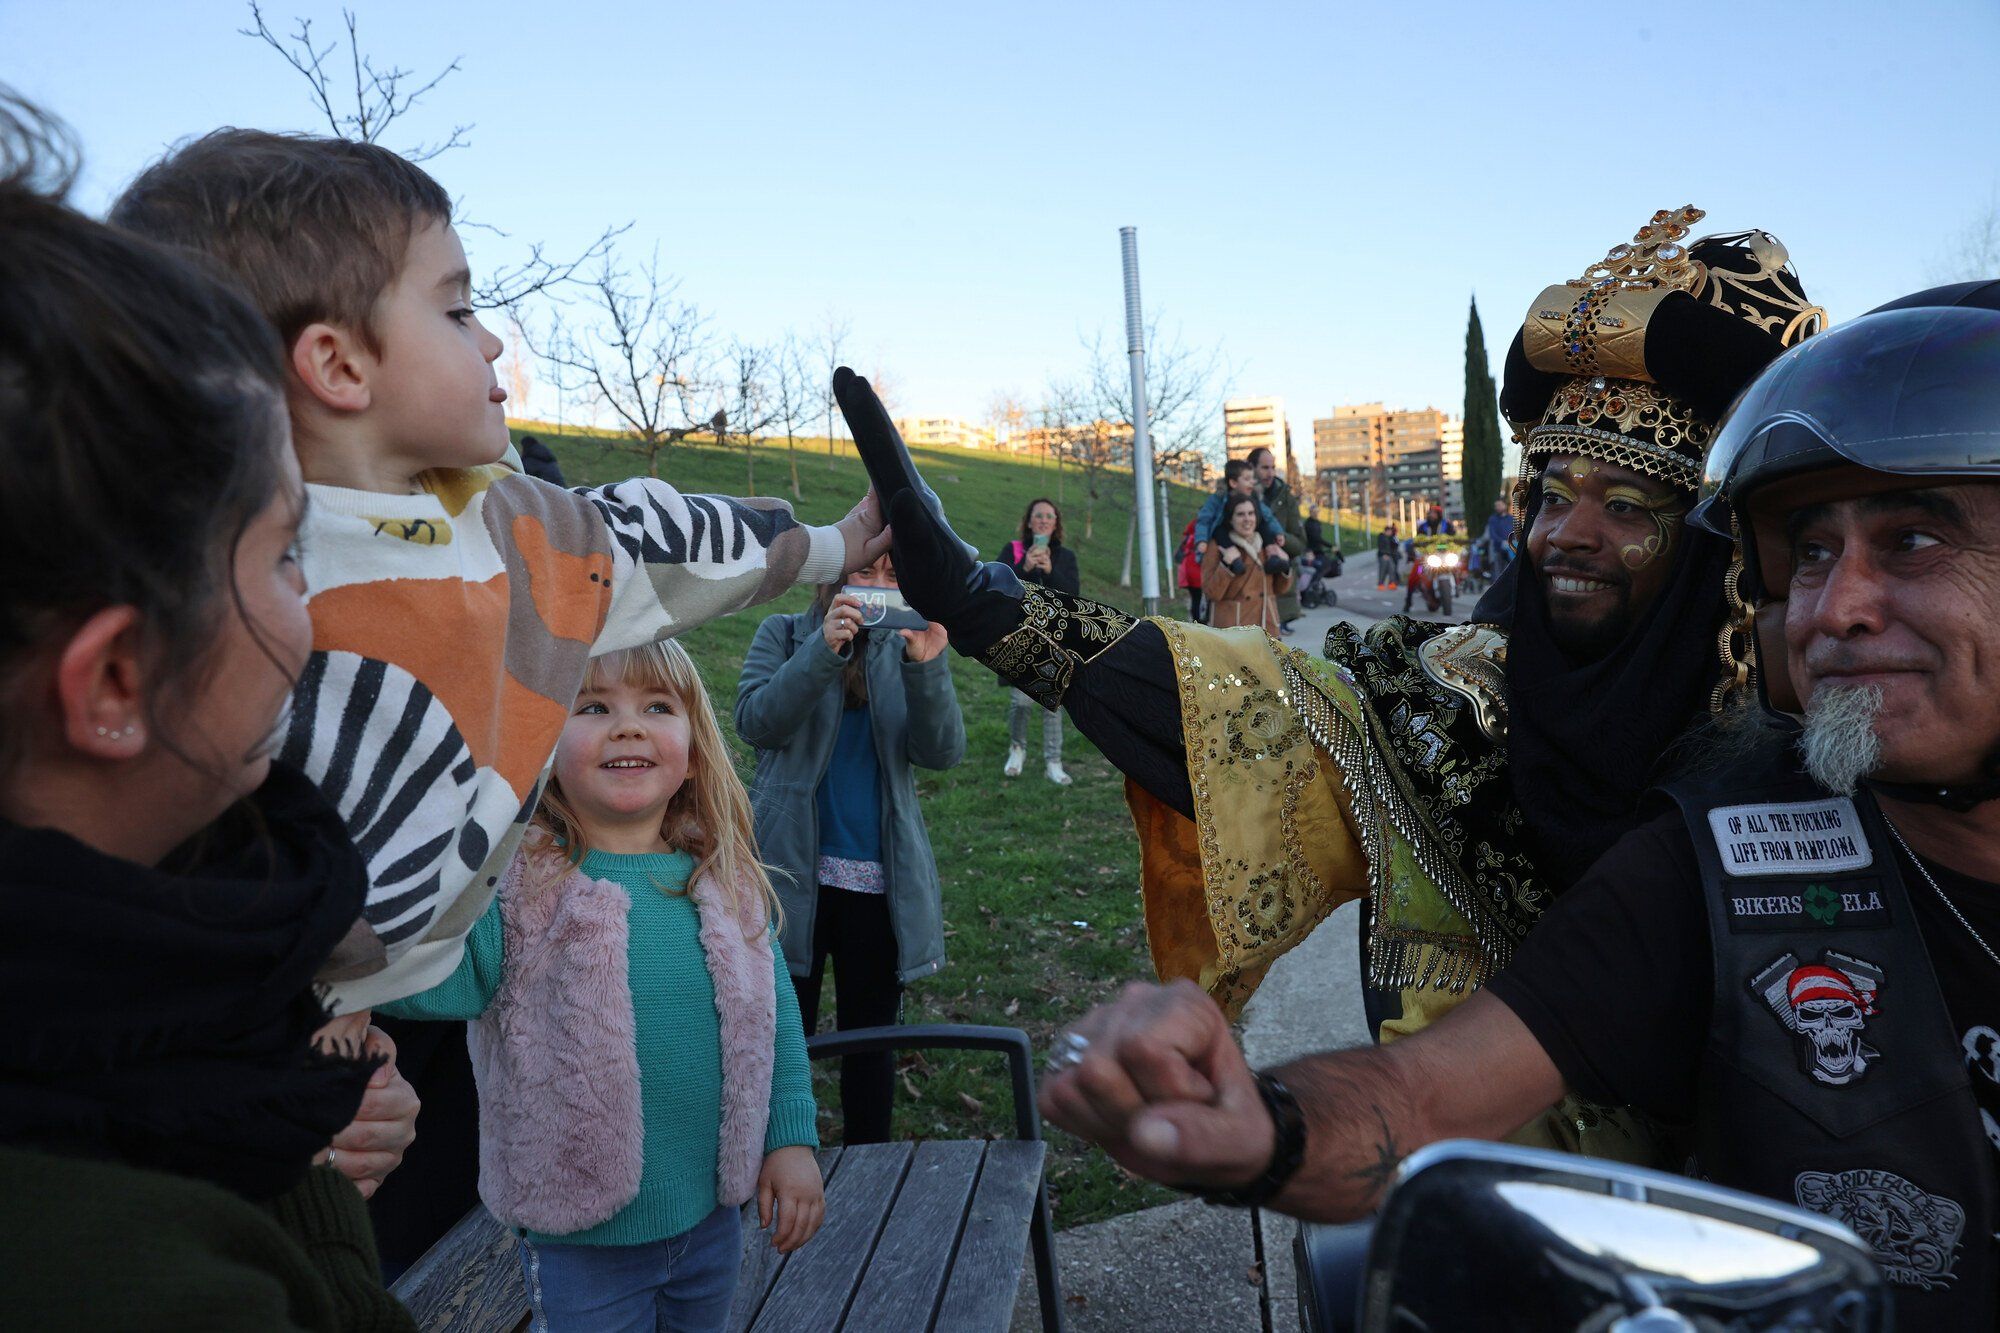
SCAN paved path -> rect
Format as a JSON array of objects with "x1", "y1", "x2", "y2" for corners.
[{"x1": 1011, "y1": 587, "x2": 1411, "y2": 1332}]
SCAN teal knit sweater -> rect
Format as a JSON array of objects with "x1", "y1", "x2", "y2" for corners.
[{"x1": 381, "y1": 849, "x2": 818, "y2": 1246}]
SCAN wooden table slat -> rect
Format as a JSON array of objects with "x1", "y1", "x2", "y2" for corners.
[
  {"x1": 933, "y1": 1140, "x2": 1047, "y2": 1333},
  {"x1": 839, "y1": 1140, "x2": 989, "y2": 1332},
  {"x1": 727, "y1": 1146, "x2": 847, "y2": 1333},
  {"x1": 750, "y1": 1142, "x2": 913, "y2": 1333},
  {"x1": 389, "y1": 1204, "x2": 528, "y2": 1333}
]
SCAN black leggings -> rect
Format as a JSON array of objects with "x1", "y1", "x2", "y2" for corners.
[{"x1": 797, "y1": 885, "x2": 904, "y2": 1144}]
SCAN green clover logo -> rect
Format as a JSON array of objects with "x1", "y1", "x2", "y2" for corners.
[{"x1": 1803, "y1": 883, "x2": 1841, "y2": 927}]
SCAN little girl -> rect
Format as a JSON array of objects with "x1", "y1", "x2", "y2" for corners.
[{"x1": 382, "y1": 640, "x2": 823, "y2": 1332}]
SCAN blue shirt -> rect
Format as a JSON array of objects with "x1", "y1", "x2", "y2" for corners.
[{"x1": 814, "y1": 701, "x2": 882, "y2": 862}]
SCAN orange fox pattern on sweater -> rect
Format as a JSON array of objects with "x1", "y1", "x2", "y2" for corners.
[{"x1": 283, "y1": 464, "x2": 843, "y2": 1013}]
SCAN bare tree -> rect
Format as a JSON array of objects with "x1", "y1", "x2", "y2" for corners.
[
  {"x1": 1036, "y1": 380, "x2": 1129, "y2": 540},
  {"x1": 1930, "y1": 192, "x2": 2000, "y2": 283},
  {"x1": 523, "y1": 253, "x2": 715, "y2": 477},
  {"x1": 241, "y1": 2, "x2": 626, "y2": 311},
  {"x1": 716, "y1": 339, "x2": 781, "y2": 494},
  {"x1": 985, "y1": 389, "x2": 1033, "y2": 455},
  {"x1": 1082, "y1": 313, "x2": 1231, "y2": 480},
  {"x1": 771, "y1": 333, "x2": 815, "y2": 500},
  {"x1": 816, "y1": 312, "x2": 852, "y2": 463}
]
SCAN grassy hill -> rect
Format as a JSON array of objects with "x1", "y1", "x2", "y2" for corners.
[{"x1": 520, "y1": 424, "x2": 1202, "y2": 1227}]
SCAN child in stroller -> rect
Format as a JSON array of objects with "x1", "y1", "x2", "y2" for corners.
[{"x1": 1297, "y1": 546, "x2": 1342, "y2": 609}]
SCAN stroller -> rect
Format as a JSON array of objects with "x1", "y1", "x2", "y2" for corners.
[{"x1": 1297, "y1": 548, "x2": 1343, "y2": 609}]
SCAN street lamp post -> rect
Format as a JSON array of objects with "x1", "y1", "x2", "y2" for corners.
[{"x1": 1119, "y1": 227, "x2": 1161, "y2": 616}]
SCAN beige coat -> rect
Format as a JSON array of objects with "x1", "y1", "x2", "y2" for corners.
[{"x1": 1202, "y1": 535, "x2": 1293, "y2": 634}]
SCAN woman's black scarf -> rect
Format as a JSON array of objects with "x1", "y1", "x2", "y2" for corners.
[
  {"x1": 0, "y1": 763, "x2": 376, "y2": 1201},
  {"x1": 1473, "y1": 480, "x2": 1733, "y2": 888}
]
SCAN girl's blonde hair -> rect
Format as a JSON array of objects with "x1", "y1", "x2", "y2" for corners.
[{"x1": 534, "y1": 639, "x2": 780, "y2": 929}]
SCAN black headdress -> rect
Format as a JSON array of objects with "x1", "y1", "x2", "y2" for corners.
[{"x1": 1473, "y1": 209, "x2": 1823, "y2": 886}]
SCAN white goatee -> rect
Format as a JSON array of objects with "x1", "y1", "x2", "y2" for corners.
[{"x1": 1799, "y1": 684, "x2": 1885, "y2": 795}]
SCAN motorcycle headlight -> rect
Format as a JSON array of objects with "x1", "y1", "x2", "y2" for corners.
[{"x1": 1445, "y1": 553, "x2": 1461, "y2": 568}]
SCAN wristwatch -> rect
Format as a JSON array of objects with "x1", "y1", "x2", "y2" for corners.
[{"x1": 1184, "y1": 1071, "x2": 1308, "y2": 1208}]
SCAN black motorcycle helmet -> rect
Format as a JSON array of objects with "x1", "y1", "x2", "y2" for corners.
[{"x1": 1690, "y1": 280, "x2": 2000, "y2": 803}]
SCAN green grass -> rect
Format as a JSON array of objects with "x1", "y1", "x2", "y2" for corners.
[{"x1": 522, "y1": 424, "x2": 1193, "y2": 1227}]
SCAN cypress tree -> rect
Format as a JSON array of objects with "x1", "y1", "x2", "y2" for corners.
[{"x1": 1461, "y1": 296, "x2": 1503, "y2": 516}]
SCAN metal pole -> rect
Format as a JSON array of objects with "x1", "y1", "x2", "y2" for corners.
[
  {"x1": 1119, "y1": 227, "x2": 1161, "y2": 615},
  {"x1": 1158, "y1": 475, "x2": 1174, "y2": 595}
]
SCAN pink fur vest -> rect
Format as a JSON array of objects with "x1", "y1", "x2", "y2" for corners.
[{"x1": 467, "y1": 847, "x2": 777, "y2": 1235}]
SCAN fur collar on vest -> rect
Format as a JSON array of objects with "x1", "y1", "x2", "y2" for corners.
[{"x1": 468, "y1": 843, "x2": 777, "y2": 1235}]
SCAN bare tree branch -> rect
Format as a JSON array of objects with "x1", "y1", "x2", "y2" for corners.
[
  {"x1": 518, "y1": 250, "x2": 715, "y2": 477},
  {"x1": 240, "y1": 3, "x2": 469, "y2": 159},
  {"x1": 1929, "y1": 191, "x2": 2000, "y2": 284}
]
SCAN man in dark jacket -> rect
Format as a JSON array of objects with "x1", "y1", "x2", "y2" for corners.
[{"x1": 516, "y1": 434, "x2": 566, "y2": 486}]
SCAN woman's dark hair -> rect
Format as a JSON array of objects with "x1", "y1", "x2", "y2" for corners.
[
  {"x1": 0, "y1": 91, "x2": 289, "y2": 781},
  {"x1": 1017, "y1": 496, "x2": 1064, "y2": 547},
  {"x1": 1212, "y1": 494, "x2": 1259, "y2": 546}
]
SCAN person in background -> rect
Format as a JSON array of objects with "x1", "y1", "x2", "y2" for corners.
[
  {"x1": 735, "y1": 556, "x2": 964, "y2": 1144},
  {"x1": 0, "y1": 94, "x2": 415, "y2": 1332},
  {"x1": 1302, "y1": 512, "x2": 1330, "y2": 560},
  {"x1": 1248, "y1": 447, "x2": 1306, "y2": 634},
  {"x1": 381, "y1": 640, "x2": 823, "y2": 1333},
  {"x1": 1484, "y1": 497, "x2": 1517, "y2": 579},
  {"x1": 1375, "y1": 522, "x2": 1401, "y2": 588},
  {"x1": 515, "y1": 432, "x2": 566, "y2": 487},
  {"x1": 1177, "y1": 517, "x2": 1207, "y2": 623},
  {"x1": 1202, "y1": 495, "x2": 1294, "y2": 633},
  {"x1": 1000, "y1": 498, "x2": 1080, "y2": 784},
  {"x1": 1193, "y1": 459, "x2": 1285, "y2": 564}
]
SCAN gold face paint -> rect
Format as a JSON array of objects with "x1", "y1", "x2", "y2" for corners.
[
  {"x1": 1565, "y1": 457, "x2": 1597, "y2": 483},
  {"x1": 1608, "y1": 484, "x2": 1687, "y2": 570}
]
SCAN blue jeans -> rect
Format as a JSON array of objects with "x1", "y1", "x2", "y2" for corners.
[{"x1": 520, "y1": 1206, "x2": 742, "y2": 1333}]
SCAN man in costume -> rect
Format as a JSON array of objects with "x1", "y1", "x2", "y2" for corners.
[
  {"x1": 844, "y1": 208, "x2": 1823, "y2": 1160},
  {"x1": 1029, "y1": 284, "x2": 2000, "y2": 1326}
]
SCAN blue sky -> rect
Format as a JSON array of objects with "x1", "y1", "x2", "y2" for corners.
[{"x1": 7, "y1": 0, "x2": 1998, "y2": 466}]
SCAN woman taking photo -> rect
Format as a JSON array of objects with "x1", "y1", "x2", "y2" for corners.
[
  {"x1": 1202, "y1": 494, "x2": 1294, "y2": 634},
  {"x1": 998, "y1": 497, "x2": 1079, "y2": 784},
  {"x1": 735, "y1": 556, "x2": 964, "y2": 1144}
]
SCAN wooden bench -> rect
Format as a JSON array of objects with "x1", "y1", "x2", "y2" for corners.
[{"x1": 391, "y1": 1024, "x2": 1064, "y2": 1333}]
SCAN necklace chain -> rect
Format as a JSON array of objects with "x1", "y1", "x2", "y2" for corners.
[{"x1": 1880, "y1": 812, "x2": 2000, "y2": 972}]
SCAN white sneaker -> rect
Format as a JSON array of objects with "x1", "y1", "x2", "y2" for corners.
[
  {"x1": 1003, "y1": 744, "x2": 1026, "y2": 778},
  {"x1": 1045, "y1": 761, "x2": 1073, "y2": 786}
]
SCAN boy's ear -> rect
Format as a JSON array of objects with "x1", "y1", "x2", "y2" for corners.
[
  {"x1": 54, "y1": 605, "x2": 150, "y2": 760},
  {"x1": 290, "y1": 321, "x2": 374, "y2": 414}
]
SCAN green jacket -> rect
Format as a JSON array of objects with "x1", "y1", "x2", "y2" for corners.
[
  {"x1": 1262, "y1": 476, "x2": 1307, "y2": 621},
  {"x1": 0, "y1": 1147, "x2": 415, "y2": 1332}
]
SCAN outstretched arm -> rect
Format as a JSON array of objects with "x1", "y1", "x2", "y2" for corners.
[{"x1": 1039, "y1": 980, "x2": 1565, "y2": 1223}]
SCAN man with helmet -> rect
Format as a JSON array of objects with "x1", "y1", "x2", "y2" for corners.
[
  {"x1": 846, "y1": 208, "x2": 1824, "y2": 1168},
  {"x1": 1027, "y1": 284, "x2": 2000, "y2": 1327}
]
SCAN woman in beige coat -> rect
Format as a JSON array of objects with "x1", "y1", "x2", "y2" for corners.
[{"x1": 1201, "y1": 494, "x2": 1293, "y2": 634}]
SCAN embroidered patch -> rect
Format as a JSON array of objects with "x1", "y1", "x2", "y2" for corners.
[
  {"x1": 1724, "y1": 878, "x2": 1891, "y2": 933},
  {"x1": 1794, "y1": 1168, "x2": 1964, "y2": 1290},
  {"x1": 1709, "y1": 798, "x2": 1872, "y2": 877},
  {"x1": 1750, "y1": 950, "x2": 1884, "y2": 1086}
]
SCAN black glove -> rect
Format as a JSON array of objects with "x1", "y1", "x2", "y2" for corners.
[
  {"x1": 1263, "y1": 555, "x2": 1291, "y2": 578},
  {"x1": 886, "y1": 490, "x2": 1023, "y2": 658},
  {"x1": 833, "y1": 367, "x2": 1008, "y2": 584}
]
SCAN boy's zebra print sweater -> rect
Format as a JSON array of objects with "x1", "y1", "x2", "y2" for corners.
[{"x1": 285, "y1": 463, "x2": 847, "y2": 1013}]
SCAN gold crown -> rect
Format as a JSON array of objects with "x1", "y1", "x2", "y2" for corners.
[
  {"x1": 1523, "y1": 206, "x2": 1708, "y2": 381},
  {"x1": 1525, "y1": 376, "x2": 1712, "y2": 491}
]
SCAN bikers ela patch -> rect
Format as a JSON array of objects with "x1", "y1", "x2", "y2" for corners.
[
  {"x1": 1725, "y1": 878, "x2": 1891, "y2": 932},
  {"x1": 1751, "y1": 950, "x2": 1884, "y2": 1086},
  {"x1": 1709, "y1": 798, "x2": 1872, "y2": 877},
  {"x1": 1794, "y1": 1168, "x2": 1964, "y2": 1291}
]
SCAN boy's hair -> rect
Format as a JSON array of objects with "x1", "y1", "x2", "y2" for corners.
[
  {"x1": 534, "y1": 639, "x2": 781, "y2": 930},
  {"x1": 1224, "y1": 458, "x2": 1253, "y2": 486},
  {"x1": 0, "y1": 92, "x2": 289, "y2": 782},
  {"x1": 108, "y1": 129, "x2": 452, "y2": 354}
]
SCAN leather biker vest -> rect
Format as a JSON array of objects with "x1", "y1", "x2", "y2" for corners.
[{"x1": 1665, "y1": 754, "x2": 1994, "y2": 1327}]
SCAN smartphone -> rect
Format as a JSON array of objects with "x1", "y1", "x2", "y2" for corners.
[
  {"x1": 1031, "y1": 532, "x2": 1050, "y2": 549},
  {"x1": 842, "y1": 584, "x2": 928, "y2": 631}
]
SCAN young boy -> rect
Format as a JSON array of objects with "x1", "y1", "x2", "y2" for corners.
[
  {"x1": 111, "y1": 131, "x2": 889, "y2": 1013},
  {"x1": 1192, "y1": 458, "x2": 1284, "y2": 563}
]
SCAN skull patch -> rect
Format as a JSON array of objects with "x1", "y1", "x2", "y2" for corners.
[{"x1": 1751, "y1": 949, "x2": 1884, "y2": 1086}]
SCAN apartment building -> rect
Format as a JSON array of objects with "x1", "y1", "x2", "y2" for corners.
[
  {"x1": 891, "y1": 417, "x2": 999, "y2": 452},
  {"x1": 1312, "y1": 404, "x2": 1465, "y2": 522}
]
